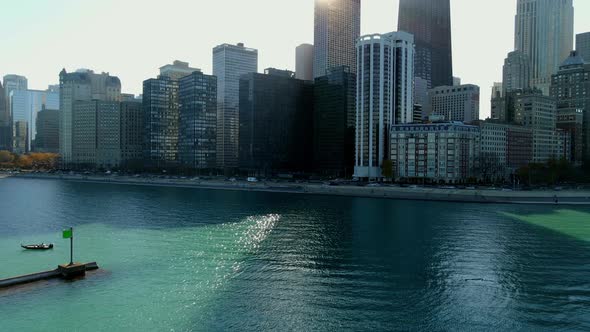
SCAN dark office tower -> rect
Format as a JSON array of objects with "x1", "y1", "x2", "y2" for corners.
[
  {"x1": 577, "y1": 32, "x2": 590, "y2": 63},
  {"x1": 313, "y1": 0, "x2": 361, "y2": 78},
  {"x1": 143, "y1": 76, "x2": 179, "y2": 169},
  {"x1": 120, "y1": 100, "x2": 144, "y2": 170},
  {"x1": 550, "y1": 51, "x2": 590, "y2": 164},
  {"x1": 178, "y1": 71, "x2": 217, "y2": 170},
  {"x1": 35, "y1": 106, "x2": 59, "y2": 153},
  {"x1": 398, "y1": 0, "x2": 453, "y2": 88},
  {"x1": 313, "y1": 66, "x2": 356, "y2": 177},
  {"x1": 239, "y1": 69, "x2": 314, "y2": 176}
]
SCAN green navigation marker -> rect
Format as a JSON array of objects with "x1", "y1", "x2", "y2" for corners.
[
  {"x1": 63, "y1": 227, "x2": 74, "y2": 265},
  {"x1": 63, "y1": 229, "x2": 73, "y2": 239}
]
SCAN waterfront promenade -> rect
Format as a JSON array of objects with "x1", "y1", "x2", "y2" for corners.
[{"x1": 5, "y1": 173, "x2": 590, "y2": 205}]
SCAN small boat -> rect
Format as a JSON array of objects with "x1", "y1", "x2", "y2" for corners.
[{"x1": 21, "y1": 243, "x2": 54, "y2": 250}]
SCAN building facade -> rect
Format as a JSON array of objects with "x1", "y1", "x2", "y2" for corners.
[
  {"x1": 10, "y1": 88, "x2": 59, "y2": 151},
  {"x1": 555, "y1": 108, "x2": 583, "y2": 164},
  {"x1": 120, "y1": 101, "x2": 144, "y2": 169},
  {"x1": 296, "y1": 44, "x2": 314, "y2": 81},
  {"x1": 313, "y1": 66, "x2": 356, "y2": 176},
  {"x1": 514, "y1": 94, "x2": 558, "y2": 163},
  {"x1": 428, "y1": 84, "x2": 480, "y2": 124},
  {"x1": 178, "y1": 71, "x2": 218, "y2": 170},
  {"x1": 514, "y1": 0, "x2": 574, "y2": 95},
  {"x1": 2, "y1": 75, "x2": 28, "y2": 152},
  {"x1": 313, "y1": 0, "x2": 360, "y2": 78},
  {"x1": 354, "y1": 32, "x2": 415, "y2": 179},
  {"x1": 398, "y1": 0, "x2": 453, "y2": 88},
  {"x1": 550, "y1": 51, "x2": 590, "y2": 164},
  {"x1": 0, "y1": 82, "x2": 9, "y2": 151},
  {"x1": 503, "y1": 51, "x2": 531, "y2": 94},
  {"x1": 480, "y1": 121, "x2": 533, "y2": 178},
  {"x1": 142, "y1": 76, "x2": 179, "y2": 168},
  {"x1": 35, "y1": 107, "x2": 60, "y2": 153},
  {"x1": 72, "y1": 101, "x2": 121, "y2": 169},
  {"x1": 213, "y1": 43, "x2": 258, "y2": 170},
  {"x1": 12, "y1": 121, "x2": 28, "y2": 154},
  {"x1": 390, "y1": 122, "x2": 480, "y2": 182},
  {"x1": 239, "y1": 69, "x2": 314, "y2": 176},
  {"x1": 59, "y1": 69, "x2": 121, "y2": 165},
  {"x1": 576, "y1": 32, "x2": 590, "y2": 63}
]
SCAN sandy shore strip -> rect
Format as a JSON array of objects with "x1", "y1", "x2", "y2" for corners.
[{"x1": 6, "y1": 173, "x2": 590, "y2": 205}]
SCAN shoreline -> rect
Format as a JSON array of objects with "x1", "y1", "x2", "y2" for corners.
[{"x1": 5, "y1": 173, "x2": 590, "y2": 205}]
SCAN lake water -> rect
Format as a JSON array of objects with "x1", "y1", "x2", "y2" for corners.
[{"x1": 1, "y1": 178, "x2": 589, "y2": 331}]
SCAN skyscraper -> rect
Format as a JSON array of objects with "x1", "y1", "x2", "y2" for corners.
[
  {"x1": 59, "y1": 69, "x2": 121, "y2": 165},
  {"x1": 9, "y1": 88, "x2": 59, "y2": 151},
  {"x1": 514, "y1": 0, "x2": 574, "y2": 95},
  {"x1": 503, "y1": 51, "x2": 531, "y2": 94},
  {"x1": 313, "y1": 66, "x2": 356, "y2": 176},
  {"x1": 143, "y1": 76, "x2": 179, "y2": 168},
  {"x1": 2, "y1": 75, "x2": 28, "y2": 152},
  {"x1": 178, "y1": 71, "x2": 218, "y2": 170},
  {"x1": 238, "y1": 69, "x2": 314, "y2": 176},
  {"x1": 313, "y1": 0, "x2": 360, "y2": 78},
  {"x1": 577, "y1": 32, "x2": 590, "y2": 63},
  {"x1": 398, "y1": 0, "x2": 453, "y2": 88},
  {"x1": 3, "y1": 75, "x2": 28, "y2": 99},
  {"x1": 354, "y1": 31, "x2": 415, "y2": 179},
  {"x1": 35, "y1": 106, "x2": 59, "y2": 153},
  {"x1": 213, "y1": 43, "x2": 258, "y2": 171},
  {"x1": 142, "y1": 61, "x2": 199, "y2": 169},
  {"x1": 295, "y1": 44, "x2": 314, "y2": 81},
  {"x1": 120, "y1": 100, "x2": 144, "y2": 169}
]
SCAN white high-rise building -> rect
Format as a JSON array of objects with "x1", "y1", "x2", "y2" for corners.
[
  {"x1": 313, "y1": 0, "x2": 361, "y2": 78},
  {"x1": 354, "y1": 31, "x2": 415, "y2": 179},
  {"x1": 213, "y1": 43, "x2": 258, "y2": 170},
  {"x1": 514, "y1": 0, "x2": 574, "y2": 95},
  {"x1": 59, "y1": 69, "x2": 121, "y2": 165},
  {"x1": 295, "y1": 44, "x2": 314, "y2": 81},
  {"x1": 428, "y1": 84, "x2": 480, "y2": 124}
]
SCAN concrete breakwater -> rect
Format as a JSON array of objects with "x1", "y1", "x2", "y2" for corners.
[{"x1": 9, "y1": 173, "x2": 590, "y2": 205}]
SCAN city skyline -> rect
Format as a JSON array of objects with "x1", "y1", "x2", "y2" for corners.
[{"x1": 1, "y1": 0, "x2": 590, "y2": 119}]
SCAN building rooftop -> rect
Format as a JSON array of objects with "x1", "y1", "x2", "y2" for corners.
[{"x1": 560, "y1": 51, "x2": 586, "y2": 68}]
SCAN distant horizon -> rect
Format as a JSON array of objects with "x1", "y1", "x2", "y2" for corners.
[{"x1": 2, "y1": 0, "x2": 590, "y2": 118}]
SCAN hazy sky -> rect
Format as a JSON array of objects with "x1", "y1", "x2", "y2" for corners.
[{"x1": 1, "y1": 0, "x2": 589, "y2": 118}]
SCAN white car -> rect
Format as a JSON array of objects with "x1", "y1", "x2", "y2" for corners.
[{"x1": 247, "y1": 177, "x2": 258, "y2": 183}]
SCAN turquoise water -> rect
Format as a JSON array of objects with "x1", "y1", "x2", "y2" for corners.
[{"x1": 1, "y1": 178, "x2": 590, "y2": 331}]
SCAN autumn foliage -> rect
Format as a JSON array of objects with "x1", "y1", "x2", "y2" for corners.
[{"x1": 0, "y1": 151, "x2": 60, "y2": 170}]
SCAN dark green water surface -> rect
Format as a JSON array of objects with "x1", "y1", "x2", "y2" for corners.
[{"x1": 1, "y1": 178, "x2": 589, "y2": 331}]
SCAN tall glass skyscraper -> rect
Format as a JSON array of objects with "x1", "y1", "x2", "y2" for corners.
[
  {"x1": 514, "y1": 0, "x2": 574, "y2": 95},
  {"x1": 10, "y1": 88, "x2": 59, "y2": 151},
  {"x1": 313, "y1": 0, "x2": 361, "y2": 79},
  {"x1": 213, "y1": 43, "x2": 258, "y2": 170},
  {"x1": 142, "y1": 76, "x2": 179, "y2": 168},
  {"x1": 178, "y1": 71, "x2": 218, "y2": 170},
  {"x1": 398, "y1": 0, "x2": 453, "y2": 88}
]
